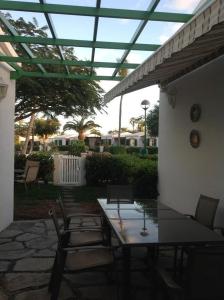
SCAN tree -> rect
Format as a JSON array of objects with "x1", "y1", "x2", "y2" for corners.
[
  {"x1": 34, "y1": 118, "x2": 60, "y2": 151},
  {"x1": 1, "y1": 14, "x2": 104, "y2": 122},
  {"x1": 146, "y1": 104, "x2": 159, "y2": 137},
  {"x1": 90, "y1": 128, "x2": 101, "y2": 136},
  {"x1": 129, "y1": 116, "x2": 144, "y2": 132},
  {"x1": 63, "y1": 116, "x2": 101, "y2": 141}
]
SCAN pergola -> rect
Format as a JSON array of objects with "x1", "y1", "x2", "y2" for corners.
[{"x1": 0, "y1": 0, "x2": 196, "y2": 83}]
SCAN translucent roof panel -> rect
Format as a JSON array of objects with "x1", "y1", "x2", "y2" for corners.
[
  {"x1": 46, "y1": 0, "x2": 95, "y2": 6},
  {"x1": 126, "y1": 50, "x2": 153, "y2": 64},
  {"x1": 136, "y1": 21, "x2": 183, "y2": 45},
  {"x1": 94, "y1": 49, "x2": 127, "y2": 63},
  {"x1": 50, "y1": 14, "x2": 94, "y2": 40},
  {"x1": 155, "y1": 0, "x2": 203, "y2": 14},
  {"x1": 101, "y1": 0, "x2": 150, "y2": 11},
  {"x1": 97, "y1": 18, "x2": 141, "y2": 43},
  {"x1": 69, "y1": 47, "x2": 92, "y2": 61},
  {"x1": 4, "y1": 11, "x2": 50, "y2": 36},
  {"x1": 95, "y1": 68, "x2": 115, "y2": 76}
]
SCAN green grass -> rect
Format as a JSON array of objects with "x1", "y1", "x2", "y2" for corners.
[
  {"x1": 14, "y1": 183, "x2": 60, "y2": 206},
  {"x1": 14, "y1": 183, "x2": 106, "y2": 206}
]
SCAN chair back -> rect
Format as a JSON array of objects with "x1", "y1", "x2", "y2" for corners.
[
  {"x1": 195, "y1": 194, "x2": 219, "y2": 229},
  {"x1": 25, "y1": 165, "x2": 39, "y2": 183},
  {"x1": 24, "y1": 160, "x2": 40, "y2": 177},
  {"x1": 185, "y1": 247, "x2": 224, "y2": 300},
  {"x1": 107, "y1": 185, "x2": 134, "y2": 204},
  {"x1": 56, "y1": 196, "x2": 68, "y2": 229}
]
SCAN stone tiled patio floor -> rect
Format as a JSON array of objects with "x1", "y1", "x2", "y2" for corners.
[{"x1": 0, "y1": 219, "x2": 156, "y2": 300}]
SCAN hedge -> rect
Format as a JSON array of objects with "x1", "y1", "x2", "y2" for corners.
[{"x1": 86, "y1": 153, "x2": 158, "y2": 198}]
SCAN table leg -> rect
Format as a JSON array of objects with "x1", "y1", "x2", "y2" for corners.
[{"x1": 122, "y1": 246, "x2": 131, "y2": 300}]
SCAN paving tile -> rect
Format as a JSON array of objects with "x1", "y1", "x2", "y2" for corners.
[
  {"x1": 25, "y1": 236, "x2": 56, "y2": 250},
  {"x1": 0, "y1": 242, "x2": 24, "y2": 251},
  {"x1": 0, "y1": 261, "x2": 11, "y2": 272},
  {"x1": 16, "y1": 233, "x2": 40, "y2": 242},
  {"x1": 0, "y1": 289, "x2": 8, "y2": 300},
  {"x1": 3, "y1": 273, "x2": 50, "y2": 291},
  {"x1": 35, "y1": 249, "x2": 55, "y2": 257},
  {"x1": 0, "y1": 249, "x2": 35, "y2": 260},
  {"x1": 0, "y1": 239, "x2": 12, "y2": 244},
  {"x1": 14, "y1": 257, "x2": 54, "y2": 272},
  {"x1": 0, "y1": 230, "x2": 23, "y2": 238}
]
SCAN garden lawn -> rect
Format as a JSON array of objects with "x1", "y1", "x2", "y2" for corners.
[{"x1": 14, "y1": 183, "x2": 106, "y2": 220}]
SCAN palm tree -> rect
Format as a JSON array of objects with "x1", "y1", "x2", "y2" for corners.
[{"x1": 63, "y1": 116, "x2": 101, "y2": 140}]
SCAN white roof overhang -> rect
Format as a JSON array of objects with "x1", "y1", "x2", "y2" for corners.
[{"x1": 104, "y1": 0, "x2": 224, "y2": 103}]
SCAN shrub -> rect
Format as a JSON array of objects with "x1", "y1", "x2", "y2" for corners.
[
  {"x1": 86, "y1": 154, "x2": 158, "y2": 198},
  {"x1": 109, "y1": 145, "x2": 127, "y2": 155},
  {"x1": 58, "y1": 145, "x2": 69, "y2": 152},
  {"x1": 15, "y1": 153, "x2": 26, "y2": 169},
  {"x1": 68, "y1": 140, "x2": 86, "y2": 156},
  {"x1": 27, "y1": 152, "x2": 54, "y2": 183},
  {"x1": 147, "y1": 147, "x2": 158, "y2": 155},
  {"x1": 126, "y1": 147, "x2": 140, "y2": 155}
]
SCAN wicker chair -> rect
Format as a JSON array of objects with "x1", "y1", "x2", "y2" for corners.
[
  {"x1": 48, "y1": 208, "x2": 115, "y2": 300},
  {"x1": 156, "y1": 246, "x2": 224, "y2": 300}
]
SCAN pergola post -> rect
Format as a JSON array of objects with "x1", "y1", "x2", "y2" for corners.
[{"x1": 118, "y1": 94, "x2": 123, "y2": 146}]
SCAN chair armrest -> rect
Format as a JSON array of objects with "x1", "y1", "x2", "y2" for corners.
[
  {"x1": 184, "y1": 214, "x2": 195, "y2": 220},
  {"x1": 62, "y1": 245, "x2": 114, "y2": 252},
  {"x1": 64, "y1": 228, "x2": 103, "y2": 233},
  {"x1": 156, "y1": 266, "x2": 182, "y2": 291},
  {"x1": 67, "y1": 213, "x2": 102, "y2": 218},
  {"x1": 213, "y1": 226, "x2": 224, "y2": 235}
]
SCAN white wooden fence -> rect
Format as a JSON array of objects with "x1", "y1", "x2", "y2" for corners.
[{"x1": 53, "y1": 155, "x2": 86, "y2": 186}]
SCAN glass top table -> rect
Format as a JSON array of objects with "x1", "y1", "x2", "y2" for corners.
[{"x1": 98, "y1": 198, "x2": 224, "y2": 247}]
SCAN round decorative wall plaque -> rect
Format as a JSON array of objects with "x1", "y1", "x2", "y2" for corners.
[
  {"x1": 190, "y1": 130, "x2": 200, "y2": 148},
  {"x1": 190, "y1": 104, "x2": 201, "y2": 122}
]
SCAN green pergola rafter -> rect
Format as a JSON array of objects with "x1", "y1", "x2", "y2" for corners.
[
  {"x1": 39, "y1": 0, "x2": 69, "y2": 74},
  {"x1": 11, "y1": 70, "x2": 123, "y2": 81},
  {"x1": 0, "y1": 55, "x2": 139, "y2": 69},
  {"x1": 0, "y1": 35, "x2": 161, "y2": 51},
  {"x1": 0, "y1": 0, "x2": 195, "y2": 81},
  {"x1": 0, "y1": 1, "x2": 193, "y2": 22}
]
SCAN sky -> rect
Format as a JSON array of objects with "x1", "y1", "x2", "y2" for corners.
[{"x1": 6, "y1": 0, "x2": 203, "y2": 134}]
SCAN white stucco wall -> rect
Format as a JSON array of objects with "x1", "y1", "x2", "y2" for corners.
[
  {"x1": 0, "y1": 64, "x2": 15, "y2": 231},
  {"x1": 158, "y1": 55, "x2": 224, "y2": 227}
]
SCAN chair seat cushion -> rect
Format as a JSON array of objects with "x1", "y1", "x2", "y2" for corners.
[
  {"x1": 65, "y1": 248, "x2": 113, "y2": 271},
  {"x1": 69, "y1": 231, "x2": 103, "y2": 246}
]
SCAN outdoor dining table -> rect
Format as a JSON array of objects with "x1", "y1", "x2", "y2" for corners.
[{"x1": 97, "y1": 198, "x2": 224, "y2": 300}]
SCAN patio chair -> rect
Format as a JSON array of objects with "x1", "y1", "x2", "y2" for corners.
[
  {"x1": 156, "y1": 246, "x2": 224, "y2": 300},
  {"x1": 56, "y1": 196, "x2": 103, "y2": 230},
  {"x1": 185, "y1": 194, "x2": 220, "y2": 229},
  {"x1": 107, "y1": 184, "x2": 134, "y2": 204},
  {"x1": 48, "y1": 208, "x2": 115, "y2": 300},
  {"x1": 15, "y1": 160, "x2": 40, "y2": 180}
]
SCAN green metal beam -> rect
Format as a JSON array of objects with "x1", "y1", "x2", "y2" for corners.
[
  {"x1": 0, "y1": 55, "x2": 139, "y2": 69},
  {"x1": 90, "y1": 0, "x2": 101, "y2": 75},
  {"x1": 10, "y1": 71, "x2": 123, "y2": 81},
  {"x1": 0, "y1": 35, "x2": 160, "y2": 51},
  {"x1": 39, "y1": 0, "x2": 69, "y2": 74},
  {"x1": 0, "y1": 1, "x2": 193, "y2": 22},
  {"x1": 113, "y1": 0, "x2": 160, "y2": 77},
  {"x1": 0, "y1": 12, "x2": 46, "y2": 73}
]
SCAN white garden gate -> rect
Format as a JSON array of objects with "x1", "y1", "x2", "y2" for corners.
[{"x1": 53, "y1": 155, "x2": 86, "y2": 186}]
